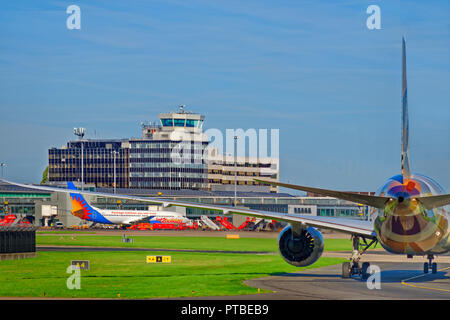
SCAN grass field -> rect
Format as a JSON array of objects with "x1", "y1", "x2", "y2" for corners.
[
  {"x1": 1, "y1": 235, "x2": 350, "y2": 299},
  {"x1": 36, "y1": 234, "x2": 354, "y2": 252},
  {"x1": 0, "y1": 251, "x2": 345, "y2": 299}
]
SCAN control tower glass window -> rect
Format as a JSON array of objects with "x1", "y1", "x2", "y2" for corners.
[
  {"x1": 186, "y1": 119, "x2": 198, "y2": 127},
  {"x1": 161, "y1": 119, "x2": 173, "y2": 127},
  {"x1": 174, "y1": 119, "x2": 186, "y2": 127}
]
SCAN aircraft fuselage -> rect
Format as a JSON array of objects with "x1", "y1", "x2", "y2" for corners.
[{"x1": 373, "y1": 173, "x2": 449, "y2": 255}]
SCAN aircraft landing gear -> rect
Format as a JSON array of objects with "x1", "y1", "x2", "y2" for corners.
[
  {"x1": 341, "y1": 235, "x2": 377, "y2": 280},
  {"x1": 423, "y1": 254, "x2": 437, "y2": 274}
]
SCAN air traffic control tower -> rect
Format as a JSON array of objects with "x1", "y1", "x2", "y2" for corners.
[
  {"x1": 142, "y1": 105, "x2": 206, "y2": 141},
  {"x1": 130, "y1": 106, "x2": 209, "y2": 190}
]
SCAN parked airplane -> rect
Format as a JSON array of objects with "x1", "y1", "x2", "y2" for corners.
[
  {"x1": 66, "y1": 182, "x2": 191, "y2": 227},
  {"x1": 2, "y1": 38, "x2": 448, "y2": 279}
]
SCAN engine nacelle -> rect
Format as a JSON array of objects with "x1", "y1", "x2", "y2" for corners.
[{"x1": 278, "y1": 225, "x2": 324, "y2": 267}]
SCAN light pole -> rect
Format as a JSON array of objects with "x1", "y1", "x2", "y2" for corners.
[
  {"x1": 74, "y1": 128, "x2": 86, "y2": 190},
  {"x1": 234, "y1": 135, "x2": 238, "y2": 207},
  {"x1": 0, "y1": 163, "x2": 5, "y2": 178},
  {"x1": 111, "y1": 150, "x2": 118, "y2": 194}
]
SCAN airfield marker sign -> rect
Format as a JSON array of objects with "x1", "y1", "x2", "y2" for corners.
[
  {"x1": 147, "y1": 255, "x2": 171, "y2": 263},
  {"x1": 71, "y1": 260, "x2": 90, "y2": 270}
]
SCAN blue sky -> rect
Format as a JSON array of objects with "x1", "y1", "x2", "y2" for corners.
[{"x1": 0, "y1": 0, "x2": 449, "y2": 192}]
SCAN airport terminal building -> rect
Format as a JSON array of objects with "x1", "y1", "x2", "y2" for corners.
[{"x1": 47, "y1": 107, "x2": 279, "y2": 192}]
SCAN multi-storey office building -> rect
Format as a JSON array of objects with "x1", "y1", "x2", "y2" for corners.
[
  {"x1": 48, "y1": 140, "x2": 130, "y2": 188},
  {"x1": 206, "y1": 151, "x2": 279, "y2": 193},
  {"x1": 48, "y1": 108, "x2": 210, "y2": 190},
  {"x1": 48, "y1": 107, "x2": 278, "y2": 191},
  {"x1": 129, "y1": 139, "x2": 208, "y2": 189}
]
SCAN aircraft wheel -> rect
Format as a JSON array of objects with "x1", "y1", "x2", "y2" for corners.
[
  {"x1": 432, "y1": 263, "x2": 437, "y2": 274},
  {"x1": 361, "y1": 262, "x2": 370, "y2": 280},
  {"x1": 342, "y1": 262, "x2": 351, "y2": 278},
  {"x1": 423, "y1": 262, "x2": 429, "y2": 274}
]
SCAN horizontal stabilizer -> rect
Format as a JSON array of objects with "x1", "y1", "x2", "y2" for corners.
[
  {"x1": 255, "y1": 179, "x2": 390, "y2": 209},
  {"x1": 418, "y1": 194, "x2": 450, "y2": 210}
]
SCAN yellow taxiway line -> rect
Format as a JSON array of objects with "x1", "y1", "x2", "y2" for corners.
[{"x1": 401, "y1": 267, "x2": 450, "y2": 293}]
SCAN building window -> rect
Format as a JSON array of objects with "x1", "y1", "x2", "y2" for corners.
[
  {"x1": 161, "y1": 119, "x2": 174, "y2": 127},
  {"x1": 174, "y1": 119, "x2": 185, "y2": 127},
  {"x1": 186, "y1": 119, "x2": 198, "y2": 127}
]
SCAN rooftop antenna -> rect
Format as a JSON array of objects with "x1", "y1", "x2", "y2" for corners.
[{"x1": 73, "y1": 127, "x2": 85, "y2": 140}]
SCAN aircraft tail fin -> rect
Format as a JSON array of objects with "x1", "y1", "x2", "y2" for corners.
[
  {"x1": 401, "y1": 37, "x2": 411, "y2": 178},
  {"x1": 67, "y1": 182, "x2": 94, "y2": 220},
  {"x1": 67, "y1": 182, "x2": 87, "y2": 206},
  {"x1": 67, "y1": 182, "x2": 113, "y2": 224},
  {"x1": 67, "y1": 181, "x2": 78, "y2": 191}
]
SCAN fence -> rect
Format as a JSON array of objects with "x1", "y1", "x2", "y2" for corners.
[{"x1": 0, "y1": 227, "x2": 36, "y2": 254}]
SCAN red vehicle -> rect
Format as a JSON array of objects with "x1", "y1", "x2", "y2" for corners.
[
  {"x1": 18, "y1": 220, "x2": 31, "y2": 227},
  {"x1": 0, "y1": 215, "x2": 31, "y2": 227},
  {"x1": 185, "y1": 221, "x2": 199, "y2": 230},
  {"x1": 152, "y1": 223, "x2": 178, "y2": 230},
  {"x1": 0, "y1": 214, "x2": 16, "y2": 226},
  {"x1": 127, "y1": 221, "x2": 198, "y2": 231},
  {"x1": 216, "y1": 216, "x2": 237, "y2": 230},
  {"x1": 237, "y1": 217, "x2": 256, "y2": 230},
  {"x1": 127, "y1": 223, "x2": 152, "y2": 230}
]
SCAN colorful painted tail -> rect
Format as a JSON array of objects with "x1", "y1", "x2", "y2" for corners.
[{"x1": 67, "y1": 182, "x2": 111, "y2": 224}]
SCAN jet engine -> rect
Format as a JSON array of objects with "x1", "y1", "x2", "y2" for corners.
[{"x1": 278, "y1": 225, "x2": 324, "y2": 267}]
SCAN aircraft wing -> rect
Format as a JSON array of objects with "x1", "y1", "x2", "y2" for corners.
[{"x1": 0, "y1": 179, "x2": 376, "y2": 237}]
